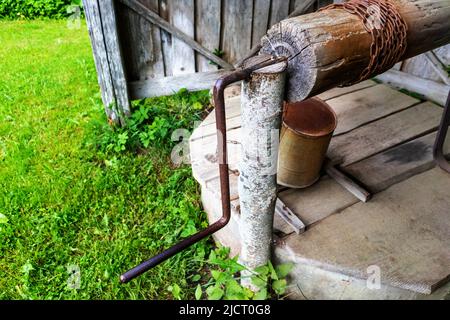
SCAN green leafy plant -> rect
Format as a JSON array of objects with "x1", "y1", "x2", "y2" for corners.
[
  {"x1": 96, "y1": 88, "x2": 211, "y2": 156},
  {"x1": 0, "y1": 0, "x2": 83, "y2": 19},
  {"x1": 209, "y1": 48, "x2": 226, "y2": 66},
  {"x1": 187, "y1": 247, "x2": 294, "y2": 301}
]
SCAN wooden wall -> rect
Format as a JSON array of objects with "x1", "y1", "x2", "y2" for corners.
[
  {"x1": 115, "y1": 0, "x2": 328, "y2": 83},
  {"x1": 83, "y1": 0, "x2": 449, "y2": 125}
]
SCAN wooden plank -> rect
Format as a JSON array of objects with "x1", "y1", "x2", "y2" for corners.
[
  {"x1": 196, "y1": 0, "x2": 221, "y2": 72},
  {"x1": 275, "y1": 198, "x2": 306, "y2": 234},
  {"x1": 317, "y1": 0, "x2": 333, "y2": 8},
  {"x1": 120, "y1": 0, "x2": 233, "y2": 70},
  {"x1": 98, "y1": 0, "x2": 131, "y2": 123},
  {"x1": 425, "y1": 51, "x2": 450, "y2": 85},
  {"x1": 116, "y1": 0, "x2": 165, "y2": 81},
  {"x1": 316, "y1": 80, "x2": 376, "y2": 101},
  {"x1": 83, "y1": 0, "x2": 117, "y2": 122},
  {"x1": 201, "y1": 96, "x2": 242, "y2": 126},
  {"x1": 345, "y1": 132, "x2": 450, "y2": 193},
  {"x1": 402, "y1": 54, "x2": 442, "y2": 83},
  {"x1": 327, "y1": 84, "x2": 420, "y2": 136},
  {"x1": 159, "y1": 0, "x2": 172, "y2": 76},
  {"x1": 252, "y1": 0, "x2": 271, "y2": 48},
  {"x1": 222, "y1": 0, "x2": 253, "y2": 63},
  {"x1": 376, "y1": 70, "x2": 450, "y2": 106},
  {"x1": 190, "y1": 115, "x2": 241, "y2": 142},
  {"x1": 171, "y1": 0, "x2": 195, "y2": 75},
  {"x1": 269, "y1": 0, "x2": 291, "y2": 28},
  {"x1": 328, "y1": 102, "x2": 443, "y2": 167},
  {"x1": 278, "y1": 177, "x2": 359, "y2": 226},
  {"x1": 129, "y1": 69, "x2": 230, "y2": 99},
  {"x1": 291, "y1": 0, "x2": 316, "y2": 15},
  {"x1": 283, "y1": 168, "x2": 450, "y2": 294}
]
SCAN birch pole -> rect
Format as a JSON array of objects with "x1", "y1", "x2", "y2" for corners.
[{"x1": 238, "y1": 55, "x2": 287, "y2": 289}]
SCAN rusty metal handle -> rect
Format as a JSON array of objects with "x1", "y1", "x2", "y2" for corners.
[
  {"x1": 433, "y1": 89, "x2": 450, "y2": 173},
  {"x1": 120, "y1": 57, "x2": 285, "y2": 284}
]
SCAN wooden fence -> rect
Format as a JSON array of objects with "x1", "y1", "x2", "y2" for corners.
[{"x1": 83, "y1": 0, "x2": 449, "y2": 125}]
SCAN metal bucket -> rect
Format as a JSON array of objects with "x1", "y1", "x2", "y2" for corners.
[{"x1": 278, "y1": 98, "x2": 337, "y2": 188}]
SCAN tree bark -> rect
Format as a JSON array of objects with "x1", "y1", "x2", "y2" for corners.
[
  {"x1": 260, "y1": 0, "x2": 450, "y2": 102},
  {"x1": 238, "y1": 55, "x2": 287, "y2": 289}
]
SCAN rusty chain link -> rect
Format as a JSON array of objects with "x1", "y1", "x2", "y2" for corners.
[{"x1": 321, "y1": 0, "x2": 408, "y2": 86}]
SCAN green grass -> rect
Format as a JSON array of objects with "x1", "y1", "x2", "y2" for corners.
[{"x1": 0, "y1": 20, "x2": 213, "y2": 299}]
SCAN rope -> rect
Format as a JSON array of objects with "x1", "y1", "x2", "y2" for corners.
[{"x1": 321, "y1": 0, "x2": 408, "y2": 86}]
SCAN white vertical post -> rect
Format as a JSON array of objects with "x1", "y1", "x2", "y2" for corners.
[{"x1": 238, "y1": 55, "x2": 287, "y2": 289}]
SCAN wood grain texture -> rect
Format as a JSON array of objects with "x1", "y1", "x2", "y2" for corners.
[
  {"x1": 269, "y1": 0, "x2": 291, "y2": 28},
  {"x1": 282, "y1": 168, "x2": 450, "y2": 294},
  {"x1": 328, "y1": 102, "x2": 443, "y2": 166},
  {"x1": 97, "y1": 0, "x2": 131, "y2": 124},
  {"x1": 171, "y1": 0, "x2": 195, "y2": 75},
  {"x1": 316, "y1": 80, "x2": 376, "y2": 101},
  {"x1": 376, "y1": 70, "x2": 450, "y2": 106},
  {"x1": 261, "y1": 0, "x2": 450, "y2": 102},
  {"x1": 129, "y1": 69, "x2": 230, "y2": 99},
  {"x1": 344, "y1": 132, "x2": 450, "y2": 193},
  {"x1": 195, "y1": 0, "x2": 221, "y2": 72},
  {"x1": 83, "y1": 0, "x2": 117, "y2": 122},
  {"x1": 222, "y1": 0, "x2": 253, "y2": 63},
  {"x1": 252, "y1": 0, "x2": 271, "y2": 48},
  {"x1": 159, "y1": 0, "x2": 173, "y2": 76},
  {"x1": 327, "y1": 84, "x2": 420, "y2": 135}
]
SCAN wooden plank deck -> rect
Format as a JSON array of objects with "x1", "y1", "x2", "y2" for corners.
[{"x1": 189, "y1": 81, "x2": 450, "y2": 296}]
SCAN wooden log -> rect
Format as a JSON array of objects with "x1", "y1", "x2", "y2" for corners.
[
  {"x1": 238, "y1": 55, "x2": 287, "y2": 290},
  {"x1": 376, "y1": 69, "x2": 450, "y2": 106},
  {"x1": 261, "y1": 0, "x2": 450, "y2": 102},
  {"x1": 236, "y1": 0, "x2": 316, "y2": 67}
]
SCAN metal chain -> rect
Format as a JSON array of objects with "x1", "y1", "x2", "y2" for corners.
[{"x1": 321, "y1": 0, "x2": 408, "y2": 86}]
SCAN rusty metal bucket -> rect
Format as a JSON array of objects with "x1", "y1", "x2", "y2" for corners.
[{"x1": 278, "y1": 98, "x2": 337, "y2": 188}]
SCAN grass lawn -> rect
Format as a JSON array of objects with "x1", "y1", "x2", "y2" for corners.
[{"x1": 0, "y1": 20, "x2": 213, "y2": 299}]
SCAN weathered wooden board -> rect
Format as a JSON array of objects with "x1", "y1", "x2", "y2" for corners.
[
  {"x1": 200, "y1": 95, "x2": 242, "y2": 126},
  {"x1": 403, "y1": 53, "x2": 445, "y2": 83},
  {"x1": 83, "y1": 0, "x2": 117, "y2": 121},
  {"x1": 129, "y1": 70, "x2": 229, "y2": 100},
  {"x1": 98, "y1": 0, "x2": 131, "y2": 121},
  {"x1": 278, "y1": 177, "x2": 359, "y2": 226},
  {"x1": 196, "y1": 0, "x2": 221, "y2": 72},
  {"x1": 316, "y1": 80, "x2": 376, "y2": 101},
  {"x1": 269, "y1": 0, "x2": 291, "y2": 28},
  {"x1": 159, "y1": 0, "x2": 172, "y2": 76},
  {"x1": 327, "y1": 84, "x2": 420, "y2": 135},
  {"x1": 328, "y1": 102, "x2": 443, "y2": 166},
  {"x1": 252, "y1": 0, "x2": 271, "y2": 48},
  {"x1": 116, "y1": 0, "x2": 164, "y2": 81},
  {"x1": 190, "y1": 115, "x2": 242, "y2": 142},
  {"x1": 282, "y1": 168, "x2": 450, "y2": 294},
  {"x1": 344, "y1": 132, "x2": 450, "y2": 192},
  {"x1": 376, "y1": 70, "x2": 450, "y2": 106},
  {"x1": 171, "y1": 0, "x2": 196, "y2": 75},
  {"x1": 222, "y1": 0, "x2": 253, "y2": 63}
]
